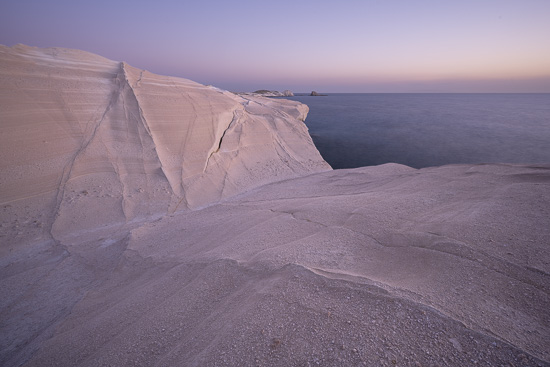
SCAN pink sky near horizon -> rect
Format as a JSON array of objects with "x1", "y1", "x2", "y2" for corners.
[{"x1": 1, "y1": 0, "x2": 549, "y2": 92}]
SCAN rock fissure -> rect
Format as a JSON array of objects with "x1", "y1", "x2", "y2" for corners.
[{"x1": 203, "y1": 109, "x2": 241, "y2": 173}]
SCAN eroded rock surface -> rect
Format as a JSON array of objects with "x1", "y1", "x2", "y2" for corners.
[
  {"x1": 1, "y1": 45, "x2": 549, "y2": 367},
  {"x1": 0, "y1": 44, "x2": 329, "y2": 241}
]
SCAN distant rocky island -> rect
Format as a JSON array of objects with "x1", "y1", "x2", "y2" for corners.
[
  {"x1": 235, "y1": 90, "x2": 329, "y2": 97},
  {"x1": 237, "y1": 89, "x2": 294, "y2": 97}
]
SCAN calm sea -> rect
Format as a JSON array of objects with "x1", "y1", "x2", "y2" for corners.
[{"x1": 287, "y1": 93, "x2": 550, "y2": 169}]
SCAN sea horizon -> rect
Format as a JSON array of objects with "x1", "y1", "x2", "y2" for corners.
[
  {"x1": 288, "y1": 92, "x2": 550, "y2": 169},
  {"x1": 3, "y1": 1, "x2": 550, "y2": 365}
]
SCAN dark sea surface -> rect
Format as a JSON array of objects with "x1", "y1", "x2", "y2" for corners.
[{"x1": 287, "y1": 93, "x2": 550, "y2": 169}]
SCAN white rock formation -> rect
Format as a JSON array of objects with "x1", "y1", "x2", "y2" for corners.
[
  {"x1": 0, "y1": 44, "x2": 329, "y2": 240},
  {"x1": 1, "y1": 45, "x2": 549, "y2": 367}
]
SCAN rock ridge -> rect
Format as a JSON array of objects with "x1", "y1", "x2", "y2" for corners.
[{"x1": 0, "y1": 44, "x2": 330, "y2": 239}]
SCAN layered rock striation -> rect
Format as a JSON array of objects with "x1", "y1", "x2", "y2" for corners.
[
  {"x1": 0, "y1": 44, "x2": 329, "y2": 241},
  {"x1": 1, "y1": 45, "x2": 549, "y2": 367}
]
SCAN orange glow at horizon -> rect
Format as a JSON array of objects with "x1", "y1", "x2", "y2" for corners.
[{"x1": 2, "y1": 0, "x2": 549, "y2": 92}]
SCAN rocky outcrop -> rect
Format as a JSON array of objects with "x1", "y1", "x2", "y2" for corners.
[
  {"x1": 1, "y1": 44, "x2": 549, "y2": 367},
  {"x1": 244, "y1": 89, "x2": 294, "y2": 97},
  {"x1": 253, "y1": 89, "x2": 273, "y2": 94},
  {"x1": 0, "y1": 45, "x2": 330, "y2": 240}
]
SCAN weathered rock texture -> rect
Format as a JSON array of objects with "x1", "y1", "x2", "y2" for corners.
[
  {"x1": 0, "y1": 44, "x2": 329, "y2": 240},
  {"x1": 1, "y1": 45, "x2": 549, "y2": 367}
]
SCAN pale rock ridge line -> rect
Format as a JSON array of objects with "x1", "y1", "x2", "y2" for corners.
[
  {"x1": 262, "y1": 188, "x2": 549, "y2": 294},
  {"x1": 120, "y1": 63, "x2": 183, "y2": 209},
  {"x1": 242, "y1": 220, "x2": 542, "y2": 359},
  {"x1": 49, "y1": 62, "x2": 125, "y2": 238},
  {"x1": 102, "y1": 72, "x2": 136, "y2": 222},
  {"x1": 219, "y1": 188, "x2": 548, "y2": 360},
  {"x1": 0, "y1": 60, "x2": 129, "y2": 367},
  {"x1": 301, "y1": 264, "x2": 525, "y2": 350},
  {"x1": 165, "y1": 78, "x2": 201, "y2": 194},
  {"x1": 53, "y1": 62, "x2": 178, "y2": 230},
  {"x1": 339, "y1": 206, "x2": 549, "y2": 292},
  {"x1": 324, "y1": 228, "x2": 548, "y2": 344}
]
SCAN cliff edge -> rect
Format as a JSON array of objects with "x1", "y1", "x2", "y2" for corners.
[{"x1": 0, "y1": 44, "x2": 330, "y2": 241}]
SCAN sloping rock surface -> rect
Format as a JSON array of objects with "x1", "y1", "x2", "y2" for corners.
[
  {"x1": 1, "y1": 45, "x2": 549, "y2": 367},
  {"x1": 0, "y1": 44, "x2": 329, "y2": 241},
  {"x1": 5, "y1": 163, "x2": 549, "y2": 367}
]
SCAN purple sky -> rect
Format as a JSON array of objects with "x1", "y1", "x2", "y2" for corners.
[{"x1": 1, "y1": 0, "x2": 549, "y2": 92}]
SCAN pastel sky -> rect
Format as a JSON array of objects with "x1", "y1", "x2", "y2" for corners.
[{"x1": 1, "y1": 0, "x2": 549, "y2": 92}]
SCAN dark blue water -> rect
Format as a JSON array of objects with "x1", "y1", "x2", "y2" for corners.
[{"x1": 288, "y1": 93, "x2": 550, "y2": 169}]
